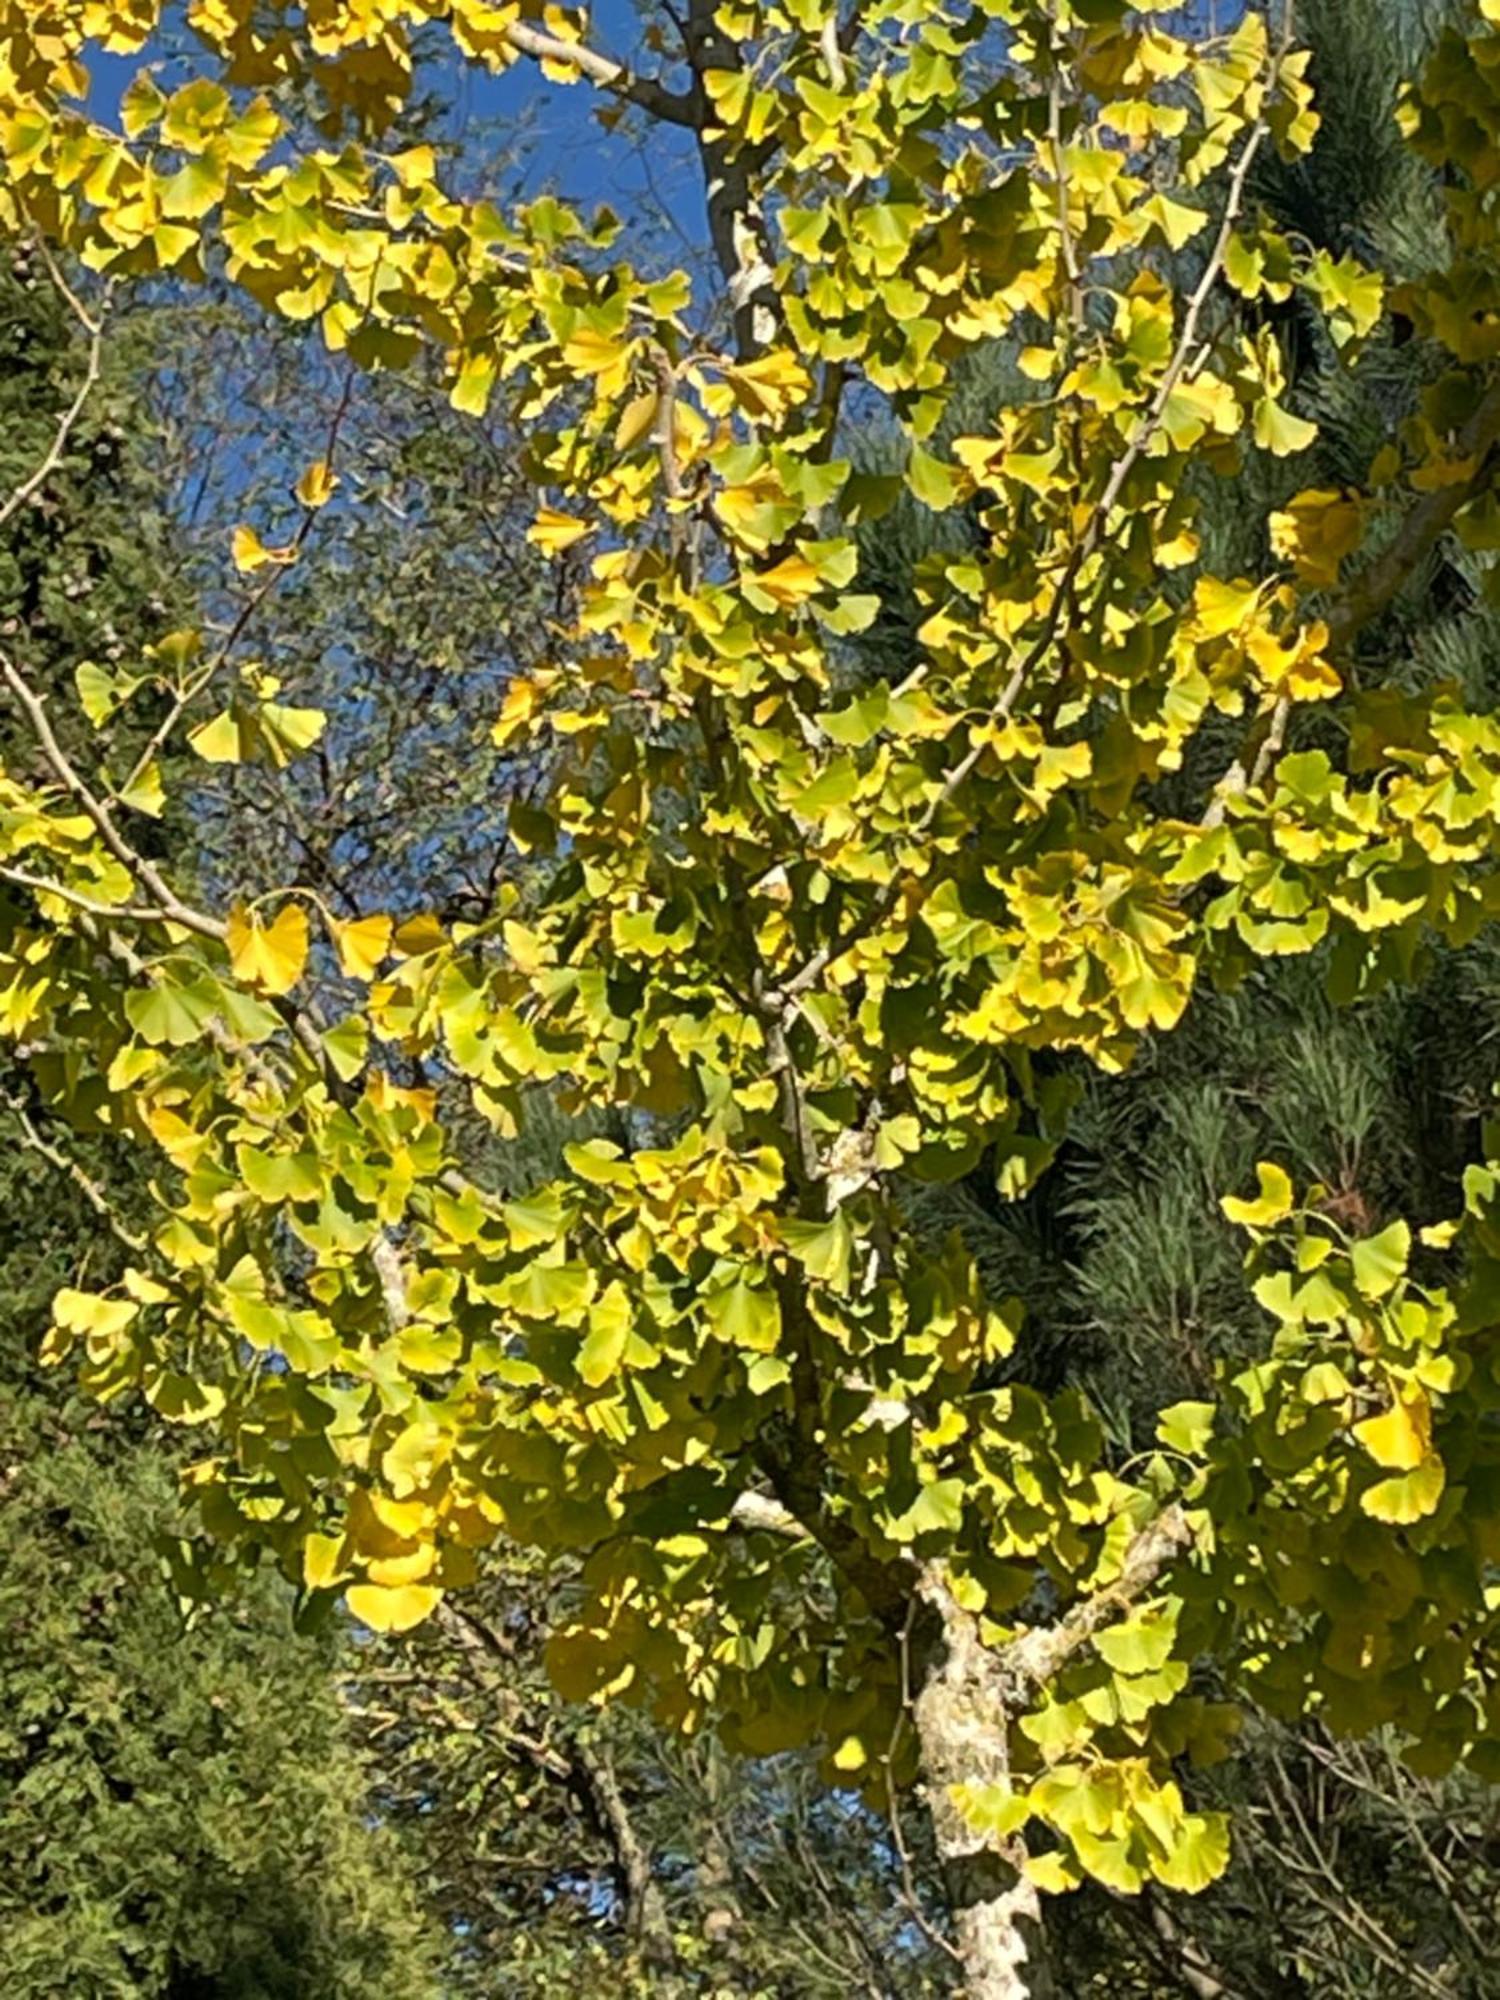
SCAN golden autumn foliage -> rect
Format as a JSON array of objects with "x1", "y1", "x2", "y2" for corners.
[{"x1": 7, "y1": 3, "x2": 1500, "y2": 1986}]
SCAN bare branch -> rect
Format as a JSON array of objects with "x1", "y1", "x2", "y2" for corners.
[
  {"x1": 1322, "y1": 375, "x2": 1500, "y2": 649},
  {"x1": 502, "y1": 21, "x2": 699, "y2": 127},
  {"x1": 2, "y1": 1090, "x2": 145, "y2": 1252},
  {"x1": 0, "y1": 863, "x2": 192, "y2": 928},
  {"x1": 0, "y1": 274, "x2": 108, "y2": 534},
  {"x1": 728, "y1": 1488, "x2": 807, "y2": 1538},
  {"x1": 569, "y1": 1740, "x2": 678, "y2": 1968}
]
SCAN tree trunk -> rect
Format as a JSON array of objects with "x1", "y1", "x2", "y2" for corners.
[{"x1": 912, "y1": 1571, "x2": 1055, "y2": 2000}]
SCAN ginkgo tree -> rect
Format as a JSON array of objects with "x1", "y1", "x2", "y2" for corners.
[{"x1": 6, "y1": 1, "x2": 1500, "y2": 1993}]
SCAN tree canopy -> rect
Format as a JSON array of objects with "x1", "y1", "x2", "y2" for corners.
[{"x1": 6, "y1": 3, "x2": 1500, "y2": 1993}]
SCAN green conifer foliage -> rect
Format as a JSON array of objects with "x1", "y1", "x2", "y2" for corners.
[
  {"x1": 0, "y1": 246, "x2": 442, "y2": 2000},
  {"x1": 844, "y1": 4, "x2": 1500, "y2": 1987}
]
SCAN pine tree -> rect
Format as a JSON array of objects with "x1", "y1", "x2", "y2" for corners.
[{"x1": 840, "y1": 4, "x2": 1500, "y2": 1988}]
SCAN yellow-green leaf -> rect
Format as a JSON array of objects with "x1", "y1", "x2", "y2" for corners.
[
  {"x1": 227, "y1": 902, "x2": 309, "y2": 996},
  {"x1": 346, "y1": 1582, "x2": 443, "y2": 1632}
]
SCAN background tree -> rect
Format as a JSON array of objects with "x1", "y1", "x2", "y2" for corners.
[
  {"x1": 0, "y1": 244, "x2": 443, "y2": 2000},
  {"x1": 844, "y1": 2, "x2": 1500, "y2": 1989}
]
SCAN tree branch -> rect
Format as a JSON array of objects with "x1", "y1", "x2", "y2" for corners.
[
  {"x1": 503, "y1": 21, "x2": 699, "y2": 127},
  {"x1": 1323, "y1": 374, "x2": 1500, "y2": 652},
  {"x1": 0, "y1": 863, "x2": 191, "y2": 927},
  {"x1": 2, "y1": 1090, "x2": 144, "y2": 1252},
  {"x1": 1, "y1": 648, "x2": 225, "y2": 940},
  {"x1": 997, "y1": 1504, "x2": 1192, "y2": 1695},
  {"x1": 0, "y1": 272, "x2": 107, "y2": 535},
  {"x1": 569, "y1": 1740, "x2": 678, "y2": 1968}
]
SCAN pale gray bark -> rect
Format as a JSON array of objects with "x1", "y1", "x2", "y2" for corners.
[{"x1": 913, "y1": 1571, "x2": 1055, "y2": 2000}]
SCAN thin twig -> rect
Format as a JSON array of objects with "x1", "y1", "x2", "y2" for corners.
[
  {"x1": 0, "y1": 863, "x2": 192, "y2": 927},
  {"x1": 3, "y1": 1092, "x2": 145, "y2": 1251},
  {"x1": 0, "y1": 283, "x2": 108, "y2": 533},
  {"x1": 0, "y1": 648, "x2": 225, "y2": 939},
  {"x1": 882, "y1": 1598, "x2": 963, "y2": 1966},
  {"x1": 117, "y1": 366, "x2": 359, "y2": 799}
]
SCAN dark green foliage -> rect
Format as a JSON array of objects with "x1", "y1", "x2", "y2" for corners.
[
  {"x1": 0, "y1": 250, "x2": 441, "y2": 2000},
  {"x1": 0, "y1": 249, "x2": 191, "y2": 805},
  {"x1": 0, "y1": 1353, "x2": 442, "y2": 2000},
  {"x1": 838, "y1": 6, "x2": 1500, "y2": 1988}
]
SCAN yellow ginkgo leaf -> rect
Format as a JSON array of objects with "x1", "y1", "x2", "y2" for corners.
[
  {"x1": 751, "y1": 552, "x2": 822, "y2": 606},
  {"x1": 117, "y1": 758, "x2": 165, "y2": 818},
  {"x1": 53, "y1": 1287, "x2": 139, "y2": 1337},
  {"x1": 294, "y1": 458, "x2": 340, "y2": 509},
  {"x1": 562, "y1": 324, "x2": 628, "y2": 375},
  {"x1": 329, "y1": 912, "x2": 393, "y2": 980},
  {"x1": 1190, "y1": 574, "x2": 1262, "y2": 640},
  {"x1": 188, "y1": 708, "x2": 251, "y2": 763},
  {"x1": 1268, "y1": 487, "x2": 1363, "y2": 587},
  {"x1": 1220, "y1": 1161, "x2": 1294, "y2": 1229},
  {"x1": 1360, "y1": 1453, "x2": 1446, "y2": 1526},
  {"x1": 1352, "y1": 1387, "x2": 1430, "y2": 1471},
  {"x1": 227, "y1": 902, "x2": 309, "y2": 996},
  {"x1": 345, "y1": 1581, "x2": 443, "y2": 1632},
  {"x1": 303, "y1": 1532, "x2": 351, "y2": 1590},
  {"x1": 527, "y1": 507, "x2": 592, "y2": 554},
  {"x1": 232, "y1": 523, "x2": 298, "y2": 573},
  {"x1": 365, "y1": 1545, "x2": 440, "y2": 1587},
  {"x1": 614, "y1": 388, "x2": 658, "y2": 451},
  {"x1": 391, "y1": 912, "x2": 445, "y2": 958}
]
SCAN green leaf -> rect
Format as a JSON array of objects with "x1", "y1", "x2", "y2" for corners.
[
  {"x1": 1095, "y1": 1603, "x2": 1178, "y2": 1676},
  {"x1": 1149, "y1": 1812, "x2": 1230, "y2": 1894},
  {"x1": 75, "y1": 661, "x2": 129, "y2": 724},
  {"x1": 125, "y1": 976, "x2": 215, "y2": 1046},
  {"x1": 237, "y1": 1145, "x2": 321, "y2": 1204},
  {"x1": 1350, "y1": 1220, "x2": 1411, "y2": 1299},
  {"x1": 321, "y1": 1014, "x2": 368, "y2": 1081},
  {"x1": 950, "y1": 1782, "x2": 1031, "y2": 1841},
  {"x1": 703, "y1": 1277, "x2": 781, "y2": 1353},
  {"x1": 781, "y1": 1211, "x2": 853, "y2": 1290},
  {"x1": 257, "y1": 701, "x2": 327, "y2": 768},
  {"x1": 906, "y1": 442, "x2": 961, "y2": 510},
  {"x1": 578, "y1": 1283, "x2": 631, "y2": 1386},
  {"x1": 1220, "y1": 1161, "x2": 1294, "y2": 1229},
  {"x1": 1157, "y1": 1400, "x2": 1217, "y2": 1455},
  {"x1": 1254, "y1": 397, "x2": 1318, "y2": 456},
  {"x1": 905, "y1": 1478, "x2": 965, "y2": 1538},
  {"x1": 791, "y1": 757, "x2": 861, "y2": 818},
  {"x1": 1071, "y1": 1829, "x2": 1144, "y2": 1894}
]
